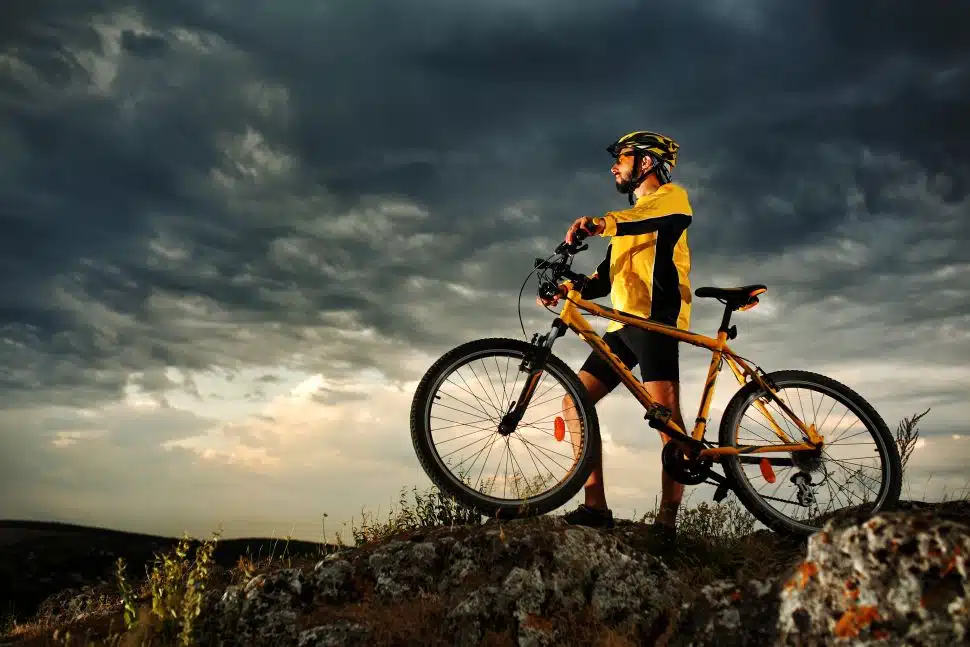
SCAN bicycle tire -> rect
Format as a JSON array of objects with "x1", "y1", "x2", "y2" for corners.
[
  {"x1": 718, "y1": 369, "x2": 902, "y2": 537},
  {"x1": 410, "y1": 337, "x2": 601, "y2": 519}
]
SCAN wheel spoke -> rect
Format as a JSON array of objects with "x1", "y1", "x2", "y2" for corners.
[
  {"x1": 436, "y1": 389, "x2": 502, "y2": 421},
  {"x1": 446, "y1": 374, "x2": 501, "y2": 420},
  {"x1": 464, "y1": 364, "x2": 502, "y2": 416}
]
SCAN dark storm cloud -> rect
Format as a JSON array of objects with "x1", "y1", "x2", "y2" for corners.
[{"x1": 0, "y1": 0, "x2": 968, "y2": 411}]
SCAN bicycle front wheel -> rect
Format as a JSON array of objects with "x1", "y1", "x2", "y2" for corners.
[
  {"x1": 410, "y1": 337, "x2": 600, "y2": 519},
  {"x1": 719, "y1": 369, "x2": 902, "y2": 537}
]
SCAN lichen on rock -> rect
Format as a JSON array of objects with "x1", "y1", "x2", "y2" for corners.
[{"x1": 776, "y1": 511, "x2": 970, "y2": 646}]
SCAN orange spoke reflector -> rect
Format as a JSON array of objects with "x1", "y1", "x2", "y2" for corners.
[
  {"x1": 554, "y1": 417, "x2": 566, "y2": 442},
  {"x1": 760, "y1": 458, "x2": 776, "y2": 483}
]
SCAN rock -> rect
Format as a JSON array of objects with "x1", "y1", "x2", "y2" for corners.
[
  {"x1": 296, "y1": 621, "x2": 371, "y2": 647},
  {"x1": 446, "y1": 584, "x2": 511, "y2": 647},
  {"x1": 310, "y1": 558, "x2": 357, "y2": 604},
  {"x1": 197, "y1": 568, "x2": 315, "y2": 646},
  {"x1": 669, "y1": 577, "x2": 780, "y2": 647},
  {"x1": 195, "y1": 559, "x2": 361, "y2": 646},
  {"x1": 35, "y1": 584, "x2": 117, "y2": 624},
  {"x1": 367, "y1": 539, "x2": 443, "y2": 600},
  {"x1": 441, "y1": 522, "x2": 671, "y2": 646},
  {"x1": 591, "y1": 551, "x2": 670, "y2": 635},
  {"x1": 776, "y1": 511, "x2": 970, "y2": 646}
]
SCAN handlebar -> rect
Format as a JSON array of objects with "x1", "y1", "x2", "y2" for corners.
[
  {"x1": 535, "y1": 226, "x2": 591, "y2": 269},
  {"x1": 533, "y1": 226, "x2": 594, "y2": 301},
  {"x1": 556, "y1": 225, "x2": 591, "y2": 255},
  {"x1": 517, "y1": 223, "x2": 597, "y2": 333}
]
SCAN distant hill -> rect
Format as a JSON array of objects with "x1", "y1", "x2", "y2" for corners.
[{"x1": 0, "y1": 518, "x2": 336, "y2": 632}]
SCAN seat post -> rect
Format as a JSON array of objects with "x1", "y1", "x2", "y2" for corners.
[{"x1": 718, "y1": 303, "x2": 733, "y2": 334}]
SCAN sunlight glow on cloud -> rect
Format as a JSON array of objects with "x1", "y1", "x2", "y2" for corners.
[
  {"x1": 192, "y1": 443, "x2": 281, "y2": 472},
  {"x1": 51, "y1": 430, "x2": 107, "y2": 449},
  {"x1": 165, "y1": 367, "x2": 403, "y2": 474}
]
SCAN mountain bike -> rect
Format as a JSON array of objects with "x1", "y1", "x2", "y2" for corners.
[{"x1": 409, "y1": 229, "x2": 902, "y2": 537}]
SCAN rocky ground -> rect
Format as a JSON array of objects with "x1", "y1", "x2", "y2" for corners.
[{"x1": 2, "y1": 500, "x2": 968, "y2": 646}]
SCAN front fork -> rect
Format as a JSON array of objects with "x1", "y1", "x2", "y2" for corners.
[{"x1": 498, "y1": 319, "x2": 567, "y2": 436}]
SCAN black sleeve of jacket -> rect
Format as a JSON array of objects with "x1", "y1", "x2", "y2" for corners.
[
  {"x1": 614, "y1": 213, "x2": 692, "y2": 236},
  {"x1": 580, "y1": 244, "x2": 612, "y2": 300}
]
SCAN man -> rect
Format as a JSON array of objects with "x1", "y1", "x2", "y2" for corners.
[{"x1": 538, "y1": 131, "x2": 692, "y2": 542}]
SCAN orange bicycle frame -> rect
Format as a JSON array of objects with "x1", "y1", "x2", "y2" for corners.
[{"x1": 554, "y1": 287, "x2": 823, "y2": 460}]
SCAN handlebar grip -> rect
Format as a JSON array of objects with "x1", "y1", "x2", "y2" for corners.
[{"x1": 554, "y1": 223, "x2": 594, "y2": 256}]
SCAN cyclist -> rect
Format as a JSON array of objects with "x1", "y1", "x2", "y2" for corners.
[{"x1": 538, "y1": 131, "x2": 692, "y2": 543}]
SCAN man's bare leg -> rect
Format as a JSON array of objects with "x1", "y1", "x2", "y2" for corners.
[
  {"x1": 562, "y1": 370, "x2": 612, "y2": 510},
  {"x1": 643, "y1": 379, "x2": 687, "y2": 527},
  {"x1": 561, "y1": 373, "x2": 687, "y2": 522}
]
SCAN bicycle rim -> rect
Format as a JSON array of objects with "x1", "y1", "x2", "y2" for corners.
[{"x1": 415, "y1": 339, "x2": 596, "y2": 515}]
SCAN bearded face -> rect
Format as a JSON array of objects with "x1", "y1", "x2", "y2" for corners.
[{"x1": 611, "y1": 149, "x2": 654, "y2": 194}]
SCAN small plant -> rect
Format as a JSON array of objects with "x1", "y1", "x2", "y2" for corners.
[
  {"x1": 267, "y1": 532, "x2": 295, "y2": 569},
  {"x1": 1, "y1": 609, "x2": 16, "y2": 637},
  {"x1": 637, "y1": 495, "x2": 757, "y2": 543},
  {"x1": 113, "y1": 529, "x2": 221, "y2": 646},
  {"x1": 896, "y1": 407, "x2": 930, "y2": 474},
  {"x1": 235, "y1": 554, "x2": 257, "y2": 583},
  {"x1": 676, "y1": 499, "x2": 757, "y2": 541},
  {"x1": 114, "y1": 557, "x2": 138, "y2": 631},
  {"x1": 346, "y1": 466, "x2": 485, "y2": 546},
  {"x1": 178, "y1": 532, "x2": 218, "y2": 646}
]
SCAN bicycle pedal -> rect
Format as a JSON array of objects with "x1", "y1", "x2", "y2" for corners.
[{"x1": 713, "y1": 482, "x2": 730, "y2": 503}]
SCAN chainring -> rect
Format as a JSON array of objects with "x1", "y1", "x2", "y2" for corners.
[{"x1": 661, "y1": 441, "x2": 713, "y2": 485}]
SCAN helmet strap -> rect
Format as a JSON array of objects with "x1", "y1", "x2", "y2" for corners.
[{"x1": 627, "y1": 152, "x2": 660, "y2": 205}]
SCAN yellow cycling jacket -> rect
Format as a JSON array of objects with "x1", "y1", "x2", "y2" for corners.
[{"x1": 584, "y1": 183, "x2": 693, "y2": 332}]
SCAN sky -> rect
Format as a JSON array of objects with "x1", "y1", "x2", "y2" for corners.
[{"x1": 1, "y1": 1, "x2": 968, "y2": 542}]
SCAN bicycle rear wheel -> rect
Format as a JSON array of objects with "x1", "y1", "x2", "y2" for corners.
[
  {"x1": 719, "y1": 369, "x2": 902, "y2": 537},
  {"x1": 410, "y1": 337, "x2": 600, "y2": 519}
]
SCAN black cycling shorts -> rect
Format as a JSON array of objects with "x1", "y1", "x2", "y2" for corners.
[{"x1": 579, "y1": 325, "x2": 680, "y2": 388}]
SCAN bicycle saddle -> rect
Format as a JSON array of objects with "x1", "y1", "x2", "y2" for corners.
[{"x1": 695, "y1": 285, "x2": 767, "y2": 310}]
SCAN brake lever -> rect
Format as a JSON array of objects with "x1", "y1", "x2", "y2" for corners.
[{"x1": 554, "y1": 240, "x2": 589, "y2": 256}]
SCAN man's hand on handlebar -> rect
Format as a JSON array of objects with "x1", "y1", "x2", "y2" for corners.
[
  {"x1": 565, "y1": 217, "x2": 604, "y2": 245},
  {"x1": 536, "y1": 281, "x2": 573, "y2": 308},
  {"x1": 536, "y1": 216, "x2": 602, "y2": 309}
]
